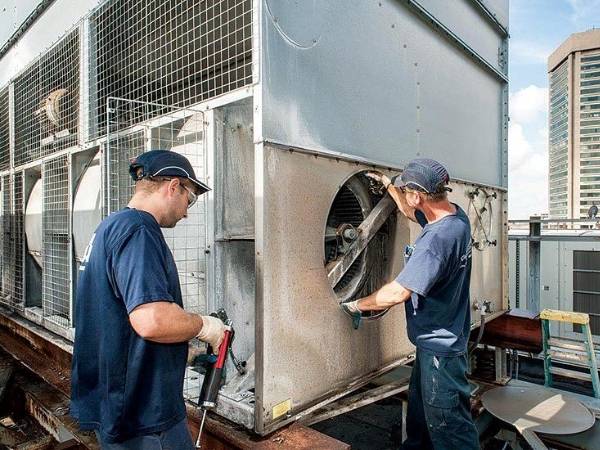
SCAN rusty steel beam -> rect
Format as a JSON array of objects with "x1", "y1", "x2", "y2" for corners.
[
  {"x1": 0, "y1": 314, "x2": 72, "y2": 397},
  {"x1": 187, "y1": 405, "x2": 350, "y2": 450}
]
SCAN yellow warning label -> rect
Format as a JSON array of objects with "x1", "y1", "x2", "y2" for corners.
[{"x1": 272, "y1": 399, "x2": 292, "y2": 420}]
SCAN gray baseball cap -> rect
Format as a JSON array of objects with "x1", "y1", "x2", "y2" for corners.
[{"x1": 393, "y1": 158, "x2": 452, "y2": 193}]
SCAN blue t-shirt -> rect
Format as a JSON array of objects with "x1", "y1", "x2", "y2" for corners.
[
  {"x1": 396, "y1": 206, "x2": 472, "y2": 356},
  {"x1": 70, "y1": 208, "x2": 188, "y2": 443}
]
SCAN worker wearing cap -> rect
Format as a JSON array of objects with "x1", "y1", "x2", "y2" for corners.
[
  {"x1": 71, "y1": 150, "x2": 227, "y2": 449},
  {"x1": 343, "y1": 159, "x2": 479, "y2": 450}
]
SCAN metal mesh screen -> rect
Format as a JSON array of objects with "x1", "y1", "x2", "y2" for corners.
[
  {"x1": 107, "y1": 99, "x2": 208, "y2": 401},
  {"x1": 42, "y1": 155, "x2": 71, "y2": 328},
  {"x1": 0, "y1": 88, "x2": 9, "y2": 171},
  {"x1": 0, "y1": 176, "x2": 8, "y2": 307},
  {"x1": 92, "y1": 0, "x2": 252, "y2": 138},
  {"x1": 13, "y1": 30, "x2": 80, "y2": 166},
  {"x1": 13, "y1": 173, "x2": 24, "y2": 310},
  {"x1": 1, "y1": 175, "x2": 25, "y2": 309}
]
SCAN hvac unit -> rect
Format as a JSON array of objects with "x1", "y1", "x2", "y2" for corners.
[{"x1": 0, "y1": 0, "x2": 509, "y2": 437}]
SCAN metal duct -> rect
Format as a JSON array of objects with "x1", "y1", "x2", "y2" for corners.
[
  {"x1": 73, "y1": 153, "x2": 101, "y2": 262},
  {"x1": 25, "y1": 178, "x2": 43, "y2": 267}
]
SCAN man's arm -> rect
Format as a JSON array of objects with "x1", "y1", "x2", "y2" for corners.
[
  {"x1": 129, "y1": 302, "x2": 218, "y2": 345},
  {"x1": 349, "y1": 280, "x2": 413, "y2": 312}
]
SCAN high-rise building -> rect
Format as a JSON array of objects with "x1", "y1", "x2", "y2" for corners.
[{"x1": 548, "y1": 29, "x2": 600, "y2": 219}]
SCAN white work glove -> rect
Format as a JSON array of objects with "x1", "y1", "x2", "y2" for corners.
[
  {"x1": 197, "y1": 315, "x2": 226, "y2": 354},
  {"x1": 342, "y1": 300, "x2": 360, "y2": 314},
  {"x1": 365, "y1": 172, "x2": 393, "y2": 190}
]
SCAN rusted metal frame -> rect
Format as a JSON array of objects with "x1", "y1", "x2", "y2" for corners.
[
  {"x1": 0, "y1": 312, "x2": 72, "y2": 396},
  {"x1": 301, "y1": 379, "x2": 410, "y2": 427},
  {"x1": 10, "y1": 370, "x2": 97, "y2": 448},
  {"x1": 327, "y1": 193, "x2": 396, "y2": 288},
  {"x1": 186, "y1": 405, "x2": 350, "y2": 450}
]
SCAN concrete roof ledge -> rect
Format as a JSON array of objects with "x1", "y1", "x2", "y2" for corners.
[{"x1": 548, "y1": 29, "x2": 600, "y2": 72}]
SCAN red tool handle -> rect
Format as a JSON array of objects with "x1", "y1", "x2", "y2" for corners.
[{"x1": 214, "y1": 327, "x2": 232, "y2": 368}]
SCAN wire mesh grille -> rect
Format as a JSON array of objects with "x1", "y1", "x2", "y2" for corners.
[
  {"x1": 0, "y1": 88, "x2": 9, "y2": 171},
  {"x1": 14, "y1": 173, "x2": 24, "y2": 310},
  {"x1": 92, "y1": 0, "x2": 252, "y2": 138},
  {"x1": 1, "y1": 175, "x2": 25, "y2": 309},
  {"x1": 104, "y1": 130, "x2": 145, "y2": 216},
  {"x1": 13, "y1": 30, "x2": 80, "y2": 166},
  {"x1": 107, "y1": 99, "x2": 208, "y2": 401},
  {"x1": 42, "y1": 155, "x2": 71, "y2": 328},
  {"x1": 0, "y1": 176, "x2": 9, "y2": 307}
]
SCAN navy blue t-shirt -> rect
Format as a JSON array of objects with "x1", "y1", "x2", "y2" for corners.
[
  {"x1": 396, "y1": 206, "x2": 472, "y2": 356},
  {"x1": 70, "y1": 208, "x2": 188, "y2": 443}
]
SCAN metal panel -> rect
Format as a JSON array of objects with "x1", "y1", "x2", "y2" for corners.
[
  {"x1": 90, "y1": 0, "x2": 253, "y2": 138},
  {"x1": 259, "y1": 0, "x2": 505, "y2": 187},
  {"x1": 42, "y1": 155, "x2": 70, "y2": 328},
  {"x1": 0, "y1": 88, "x2": 9, "y2": 171},
  {"x1": 477, "y1": 0, "x2": 509, "y2": 30},
  {"x1": 415, "y1": 0, "x2": 507, "y2": 73},
  {"x1": 254, "y1": 145, "x2": 507, "y2": 433},
  {"x1": 214, "y1": 100, "x2": 254, "y2": 238},
  {"x1": 255, "y1": 146, "x2": 412, "y2": 434}
]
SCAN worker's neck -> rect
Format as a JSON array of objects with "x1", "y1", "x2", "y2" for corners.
[
  {"x1": 128, "y1": 194, "x2": 165, "y2": 225},
  {"x1": 421, "y1": 200, "x2": 456, "y2": 224}
]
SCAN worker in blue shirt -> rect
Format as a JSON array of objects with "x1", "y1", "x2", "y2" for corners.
[
  {"x1": 343, "y1": 159, "x2": 479, "y2": 450},
  {"x1": 71, "y1": 150, "x2": 227, "y2": 449}
]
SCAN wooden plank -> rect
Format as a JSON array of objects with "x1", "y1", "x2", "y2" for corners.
[
  {"x1": 540, "y1": 309, "x2": 589, "y2": 325},
  {"x1": 547, "y1": 338, "x2": 587, "y2": 352},
  {"x1": 549, "y1": 350, "x2": 589, "y2": 364},
  {"x1": 550, "y1": 366, "x2": 592, "y2": 382}
]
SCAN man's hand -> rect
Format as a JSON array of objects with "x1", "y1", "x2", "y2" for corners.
[
  {"x1": 197, "y1": 315, "x2": 226, "y2": 354},
  {"x1": 365, "y1": 172, "x2": 393, "y2": 190},
  {"x1": 341, "y1": 300, "x2": 362, "y2": 330}
]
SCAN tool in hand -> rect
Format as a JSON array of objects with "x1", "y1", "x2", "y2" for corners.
[{"x1": 195, "y1": 310, "x2": 235, "y2": 449}]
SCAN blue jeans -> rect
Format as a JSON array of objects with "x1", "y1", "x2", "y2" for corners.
[
  {"x1": 401, "y1": 349, "x2": 480, "y2": 450},
  {"x1": 94, "y1": 419, "x2": 195, "y2": 450}
]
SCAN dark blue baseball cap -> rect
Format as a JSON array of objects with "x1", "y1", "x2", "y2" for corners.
[
  {"x1": 393, "y1": 158, "x2": 452, "y2": 194},
  {"x1": 129, "y1": 150, "x2": 210, "y2": 195}
]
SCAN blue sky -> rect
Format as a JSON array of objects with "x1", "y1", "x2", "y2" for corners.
[{"x1": 508, "y1": 0, "x2": 600, "y2": 218}]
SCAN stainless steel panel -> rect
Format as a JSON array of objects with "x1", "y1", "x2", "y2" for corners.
[
  {"x1": 255, "y1": 146, "x2": 507, "y2": 433},
  {"x1": 260, "y1": 0, "x2": 505, "y2": 187},
  {"x1": 416, "y1": 0, "x2": 506, "y2": 72},
  {"x1": 255, "y1": 146, "x2": 414, "y2": 434},
  {"x1": 478, "y1": 0, "x2": 509, "y2": 30},
  {"x1": 215, "y1": 100, "x2": 255, "y2": 239},
  {"x1": 215, "y1": 240, "x2": 255, "y2": 370}
]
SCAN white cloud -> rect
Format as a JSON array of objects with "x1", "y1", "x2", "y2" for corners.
[
  {"x1": 509, "y1": 85, "x2": 548, "y2": 123},
  {"x1": 508, "y1": 85, "x2": 549, "y2": 219}
]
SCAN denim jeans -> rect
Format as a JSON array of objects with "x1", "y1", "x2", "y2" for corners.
[
  {"x1": 94, "y1": 418, "x2": 195, "y2": 450},
  {"x1": 401, "y1": 349, "x2": 480, "y2": 450}
]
